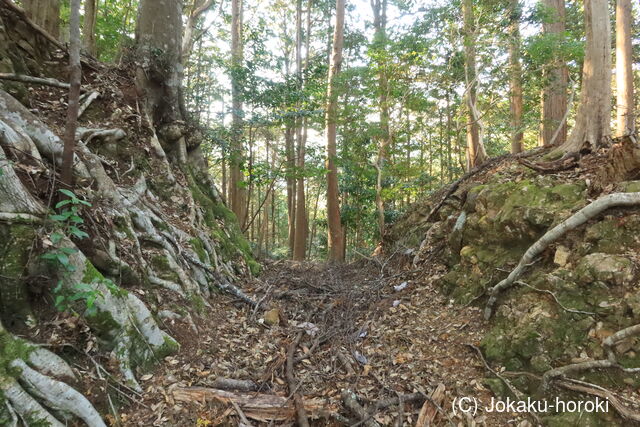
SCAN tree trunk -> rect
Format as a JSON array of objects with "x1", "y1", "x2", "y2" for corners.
[
  {"x1": 462, "y1": 0, "x2": 487, "y2": 170},
  {"x1": 540, "y1": 0, "x2": 568, "y2": 146},
  {"x1": 285, "y1": 125, "x2": 296, "y2": 256},
  {"x1": 60, "y1": 0, "x2": 81, "y2": 186},
  {"x1": 23, "y1": 0, "x2": 60, "y2": 39},
  {"x1": 325, "y1": 0, "x2": 345, "y2": 263},
  {"x1": 556, "y1": 0, "x2": 611, "y2": 154},
  {"x1": 135, "y1": 0, "x2": 187, "y2": 162},
  {"x1": 82, "y1": 0, "x2": 97, "y2": 56},
  {"x1": 615, "y1": 0, "x2": 634, "y2": 137},
  {"x1": 228, "y1": 0, "x2": 247, "y2": 227},
  {"x1": 508, "y1": 0, "x2": 523, "y2": 154},
  {"x1": 372, "y1": 0, "x2": 390, "y2": 240},
  {"x1": 293, "y1": 0, "x2": 309, "y2": 261},
  {"x1": 182, "y1": 0, "x2": 215, "y2": 62}
]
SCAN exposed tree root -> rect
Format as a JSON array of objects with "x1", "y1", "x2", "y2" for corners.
[
  {"x1": 556, "y1": 378, "x2": 640, "y2": 422},
  {"x1": 423, "y1": 148, "x2": 545, "y2": 225},
  {"x1": 518, "y1": 151, "x2": 579, "y2": 173},
  {"x1": 0, "y1": 86, "x2": 258, "y2": 424},
  {"x1": 603, "y1": 323, "x2": 640, "y2": 361},
  {"x1": 12, "y1": 359, "x2": 107, "y2": 426},
  {"x1": 485, "y1": 191, "x2": 640, "y2": 319}
]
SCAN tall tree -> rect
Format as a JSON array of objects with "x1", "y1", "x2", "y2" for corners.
[
  {"x1": 325, "y1": 0, "x2": 345, "y2": 262},
  {"x1": 136, "y1": 0, "x2": 187, "y2": 161},
  {"x1": 556, "y1": 0, "x2": 611, "y2": 154},
  {"x1": 82, "y1": 0, "x2": 97, "y2": 56},
  {"x1": 508, "y1": 0, "x2": 523, "y2": 154},
  {"x1": 229, "y1": 0, "x2": 248, "y2": 227},
  {"x1": 60, "y1": 0, "x2": 81, "y2": 186},
  {"x1": 371, "y1": 0, "x2": 391, "y2": 238},
  {"x1": 540, "y1": 0, "x2": 568, "y2": 146},
  {"x1": 462, "y1": 0, "x2": 487, "y2": 169},
  {"x1": 615, "y1": 0, "x2": 634, "y2": 137},
  {"x1": 293, "y1": 0, "x2": 309, "y2": 261}
]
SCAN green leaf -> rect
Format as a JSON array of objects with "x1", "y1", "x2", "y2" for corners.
[
  {"x1": 58, "y1": 189, "x2": 76, "y2": 198},
  {"x1": 55, "y1": 199, "x2": 72, "y2": 208}
]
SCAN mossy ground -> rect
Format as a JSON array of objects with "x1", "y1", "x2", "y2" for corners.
[
  {"x1": 423, "y1": 172, "x2": 640, "y2": 423},
  {"x1": 185, "y1": 167, "x2": 260, "y2": 275}
]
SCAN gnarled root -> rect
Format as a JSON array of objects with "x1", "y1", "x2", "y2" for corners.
[
  {"x1": 485, "y1": 192, "x2": 640, "y2": 319},
  {"x1": 0, "y1": 323, "x2": 105, "y2": 426}
]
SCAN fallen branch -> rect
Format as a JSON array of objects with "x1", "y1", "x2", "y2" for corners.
[
  {"x1": 172, "y1": 387, "x2": 335, "y2": 422},
  {"x1": 78, "y1": 91, "x2": 100, "y2": 118},
  {"x1": 211, "y1": 378, "x2": 258, "y2": 392},
  {"x1": 416, "y1": 384, "x2": 445, "y2": 427},
  {"x1": 286, "y1": 331, "x2": 309, "y2": 427},
  {"x1": 485, "y1": 192, "x2": 640, "y2": 319},
  {"x1": 0, "y1": 73, "x2": 71, "y2": 90}
]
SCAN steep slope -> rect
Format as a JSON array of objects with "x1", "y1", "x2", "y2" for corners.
[
  {"x1": 0, "y1": 4, "x2": 258, "y2": 424},
  {"x1": 387, "y1": 144, "x2": 640, "y2": 425}
]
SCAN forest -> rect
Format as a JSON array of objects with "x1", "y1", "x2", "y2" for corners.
[{"x1": 0, "y1": 0, "x2": 639, "y2": 425}]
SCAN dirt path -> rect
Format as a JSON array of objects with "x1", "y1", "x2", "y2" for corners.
[{"x1": 121, "y1": 259, "x2": 528, "y2": 426}]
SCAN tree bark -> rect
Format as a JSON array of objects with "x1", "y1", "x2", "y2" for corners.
[
  {"x1": 23, "y1": 0, "x2": 60, "y2": 39},
  {"x1": 228, "y1": 0, "x2": 248, "y2": 227},
  {"x1": 372, "y1": 0, "x2": 391, "y2": 239},
  {"x1": 556, "y1": 0, "x2": 611, "y2": 154},
  {"x1": 60, "y1": 0, "x2": 81, "y2": 186},
  {"x1": 82, "y1": 0, "x2": 97, "y2": 56},
  {"x1": 325, "y1": 0, "x2": 345, "y2": 263},
  {"x1": 135, "y1": 0, "x2": 186, "y2": 161},
  {"x1": 462, "y1": 0, "x2": 487, "y2": 170},
  {"x1": 615, "y1": 0, "x2": 634, "y2": 137},
  {"x1": 508, "y1": 0, "x2": 523, "y2": 154},
  {"x1": 293, "y1": 0, "x2": 309, "y2": 261},
  {"x1": 540, "y1": 0, "x2": 568, "y2": 146},
  {"x1": 285, "y1": 125, "x2": 296, "y2": 256}
]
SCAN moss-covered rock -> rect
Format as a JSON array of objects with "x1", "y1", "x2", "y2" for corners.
[
  {"x1": 185, "y1": 168, "x2": 260, "y2": 275},
  {"x1": 575, "y1": 253, "x2": 634, "y2": 286}
]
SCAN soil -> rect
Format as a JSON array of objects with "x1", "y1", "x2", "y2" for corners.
[{"x1": 116, "y1": 259, "x2": 524, "y2": 426}]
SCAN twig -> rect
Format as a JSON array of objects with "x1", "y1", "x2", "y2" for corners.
[
  {"x1": 467, "y1": 344, "x2": 541, "y2": 425},
  {"x1": 515, "y1": 281, "x2": 595, "y2": 315},
  {"x1": 231, "y1": 400, "x2": 254, "y2": 426}
]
